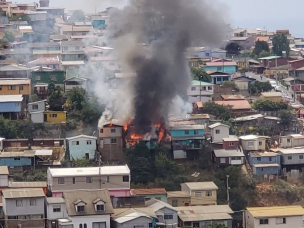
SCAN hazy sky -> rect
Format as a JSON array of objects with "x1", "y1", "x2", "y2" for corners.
[{"x1": 14, "y1": 0, "x2": 304, "y2": 37}]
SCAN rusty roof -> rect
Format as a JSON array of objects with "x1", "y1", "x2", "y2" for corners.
[
  {"x1": 131, "y1": 188, "x2": 167, "y2": 195},
  {"x1": 215, "y1": 100, "x2": 251, "y2": 110}
]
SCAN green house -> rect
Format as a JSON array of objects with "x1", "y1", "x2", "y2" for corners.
[{"x1": 31, "y1": 70, "x2": 66, "y2": 86}]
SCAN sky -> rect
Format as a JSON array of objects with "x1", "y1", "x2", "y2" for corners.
[{"x1": 13, "y1": 0, "x2": 304, "y2": 37}]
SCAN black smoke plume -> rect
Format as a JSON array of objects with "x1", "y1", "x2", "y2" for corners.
[{"x1": 107, "y1": 0, "x2": 226, "y2": 134}]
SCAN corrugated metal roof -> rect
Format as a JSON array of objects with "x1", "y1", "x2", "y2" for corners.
[
  {"x1": 213, "y1": 149, "x2": 244, "y2": 158},
  {"x1": 183, "y1": 182, "x2": 218, "y2": 190},
  {"x1": 114, "y1": 212, "x2": 152, "y2": 223},
  {"x1": 61, "y1": 61, "x2": 85, "y2": 66},
  {"x1": 167, "y1": 191, "x2": 190, "y2": 198},
  {"x1": 47, "y1": 197, "x2": 66, "y2": 204},
  {"x1": 0, "y1": 79, "x2": 30, "y2": 85},
  {"x1": 66, "y1": 134, "x2": 97, "y2": 140},
  {"x1": 9, "y1": 181, "x2": 47, "y2": 188},
  {"x1": 208, "y1": 123, "x2": 229, "y2": 129},
  {"x1": 252, "y1": 163, "x2": 280, "y2": 168},
  {"x1": 191, "y1": 80, "x2": 213, "y2": 86},
  {"x1": 214, "y1": 100, "x2": 251, "y2": 110},
  {"x1": 0, "y1": 166, "x2": 9, "y2": 175},
  {"x1": 247, "y1": 206, "x2": 304, "y2": 218},
  {"x1": 147, "y1": 199, "x2": 178, "y2": 212},
  {"x1": 2, "y1": 188, "x2": 45, "y2": 198},
  {"x1": 131, "y1": 188, "x2": 167, "y2": 195},
  {"x1": 0, "y1": 94, "x2": 23, "y2": 102}
]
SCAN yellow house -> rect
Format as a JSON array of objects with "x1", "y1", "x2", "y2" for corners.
[
  {"x1": 167, "y1": 191, "x2": 191, "y2": 207},
  {"x1": 0, "y1": 79, "x2": 31, "y2": 96},
  {"x1": 44, "y1": 111, "x2": 66, "y2": 123},
  {"x1": 181, "y1": 182, "x2": 218, "y2": 206},
  {"x1": 259, "y1": 92, "x2": 282, "y2": 102}
]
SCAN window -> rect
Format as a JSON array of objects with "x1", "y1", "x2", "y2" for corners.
[
  {"x1": 111, "y1": 138, "x2": 117, "y2": 144},
  {"x1": 8, "y1": 85, "x2": 15, "y2": 90},
  {"x1": 75, "y1": 46, "x2": 80, "y2": 50},
  {"x1": 111, "y1": 128, "x2": 116, "y2": 133},
  {"x1": 206, "y1": 53, "x2": 210, "y2": 57},
  {"x1": 53, "y1": 205, "x2": 61, "y2": 212},
  {"x1": 172, "y1": 199, "x2": 178, "y2": 207},
  {"x1": 248, "y1": 141, "x2": 254, "y2": 147},
  {"x1": 32, "y1": 104, "x2": 38, "y2": 110},
  {"x1": 79, "y1": 224, "x2": 83, "y2": 228},
  {"x1": 123, "y1": 175, "x2": 129, "y2": 182},
  {"x1": 164, "y1": 214, "x2": 173, "y2": 220},
  {"x1": 287, "y1": 139, "x2": 291, "y2": 143},
  {"x1": 107, "y1": 176, "x2": 110, "y2": 182},
  {"x1": 86, "y1": 177, "x2": 93, "y2": 183},
  {"x1": 0, "y1": 86, "x2": 2, "y2": 90},
  {"x1": 8, "y1": 216, "x2": 17, "y2": 219},
  {"x1": 16, "y1": 200, "x2": 23, "y2": 207},
  {"x1": 77, "y1": 205, "x2": 85, "y2": 212},
  {"x1": 288, "y1": 155, "x2": 292, "y2": 160},
  {"x1": 205, "y1": 191, "x2": 212, "y2": 197},
  {"x1": 194, "y1": 191, "x2": 202, "y2": 197},
  {"x1": 14, "y1": 157, "x2": 20, "y2": 160},
  {"x1": 72, "y1": 141, "x2": 79, "y2": 145},
  {"x1": 30, "y1": 199, "x2": 36, "y2": 206},
  {"x1": 269, "y1": 157, "x2": 272, "y2": 161},
  {"x1": 217, "y1": 67, "x2": 222, "y2": 71},
  {"x1": 208, "y1": 86, "x2": 212, "y2": 90},
  {"x1": 64, "y1": 46, "x2": 68, "y2": 51},
  {"x1": 215, "y1": 129, "x2": 220, "y2": 134},
  {"x1": 201, "y1": 86, "x2": 206, "y2": 91},
  {"x1": 149, "y1": 223, "x2": 153, "y2": 228},
  {"x1": 72, "y1": 177, "x2": 76, "y2": 184},
  {"x1": 19, "y1": 85, "x2": 24, "y2": 90},
  {"x1": 193, "y1": 222, "x2": 199, "y2": 228},
  {"x1": 15, "y1": 102, "x2": 20, "y2": 106},
  {"x1": 229, "y1": 142, "x2": 234, "y2": 146},
  {"x1": 50, "y1": 75, "x2": 57, "y2": 81},
  {"x1": 191, "y1": 87, "x2": 196, "y2": 91},
  {"x1": 220, "y1": 158, "x2": 226, "y2": 164},
  {"x1": 276, "y1": 217, "x2": 286, "y2": 224},
  {"x1": 185, "y1": 130, "x2": 189, "y2": 135},
  {"x1": 194, "y1": 130, "x2": 198, "y2": 135},
  {"x1": 35, "y1": 75, "x2": 41, "y2": 80},
  {"x1": 58, "y1": 177, "x2": 65, "y2": 184},
  {"x1": 50, "y1": 113, "x2": 58, "y2": 118},
  {"x1": 84, "y1": 224, "x2": 87, "y2": 228},
  {"x1": 300, "y1": 155, "x2": 304, "y2": 159},
  {"x1": 257, "y1": 157, "x2": 261, "y2": 161},
  {"x1": 259, "y1": 219, "x2": 268, "y2": 224},
  {"x1": 259, "y1": 141, "x2": 262, "y2": 146},
  {"x1": 87, "y1": 140, "x2": 92, "y2": 145},
  {"x1": 100, "y1": 129, "x2": 103, "y2": 133},
  {"x1": 231, "y1": 157, "x2": 241, "y2": 160},
  {"x1": 260, "y1": 168, "x2": 264, "y2": 171},
  {"x1": 96, "y1": 205, "x2": 104, "y2": 211}
]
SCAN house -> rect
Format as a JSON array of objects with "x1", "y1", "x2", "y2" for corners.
[
  {"x1": 276, "y1": 148, "x2": 304, "y2": 171},
  {"x1": 44, "y1": 111, "x2": 67, "y2": 123},
  {"x1": 222, "y1": 136, "x2": 240, "y2": 150},
  {"x1": 66, "y1": 134, "x2": 97, "y2": 160},
  {"x1": 244, "y1": 206, "x2": 304, "y2": 228},
  {"x1": 28, "y1": 100, "x2": 46, "y2": 122},
  {"x1": 213, "y1": 148, "x2": 245, "y2": 166},
  {"x1": 0, "y1": 151, "x2": 34, "y2": 167},
  {"x1": 0, "y1": 166, "x2": 9, "y2": 187},
  {"x1": 25, "y1": 10, "x2": 48, "y2": 22},
  {"x1": 31, "y1": 70, "x2": 65, "y2": 88},
  {"x1": 167, "y1": 191, "x2": 191, "y2": 207},
  {"x1": 27, "y1": 56, "x2": 61, "y2": 70},
  {"x1": 186, "y1": 114, "x2": 210, "y2": 125},
  {"x1": 214, "y1": 100, "x2": 252, "y2": 113},
  {"x1": 64, "y1": 76, "x2": 90, "y2": 92},
  {"x1": 229, "y1": 36, "x2": 255, "y2": 49},
  {"x1": 232, "y1": 76, "x2": 256, "y2": 91},
  {"x1": 0, "y1": 79, "x2": 31, "y2": 102},
  {"x1": 279, "y1": 134, "x2": 304, "y2": 148},
  {"x1": 187, "y1": 80, "x2": 213, "y2": 103},
  {"x1": 27, "y1": 43, "x2": 61, "y2": 52},
  {"x1": 207, "y1": 71, "x2": 231, "y2": 85},
  {"x1": 181, "y1": 182, "x2": 218, "y2": 206},
  {"x1": 249, "y1": 152, "x2": 281, "y2": 176},
  {"x1": 187, "y1": 47, "x2": 227, "y2": 59},
  {"x1": 112, "y1": 208, "x2": 157, "y2": 228},
  {"x1": 0, "y1": 64, "x2": 31, "y2": 78},
  {"x1": 176, "y1": 205, "x2": 233, "y2": 228},
  {"x1": 146, "y1": 199, "x2": 178, "y2": 228},
  {"x1": 46, "y1": 197, "x2": 67, "y2": 228},
  {"x1": 2, "y1": 188, "x2": 45, "y2": 228},
  {"x1": 259, "y1": 92, "x2": 283, "y2": 101},
  {"x1": 111, "y1": 196, "x2": 146, "y2": 209},
  {"x1": 130, "y1": 188, "x2": 167, "y2": 202},
  {"x1": 37, "y1": 7, "x2": 65, "y2": 19},
  {"x1": 255, "y1": 36, "x2": 270, "y2": 43},
  {"x1": 170, "y1": 124, "x2": 205, "y2": 160},
  {"x1": 221, "y1": 94, "x2": 245, "y2": 101},
  {"x1": 47, "y1": 165, "x2": 131, "y2": 197},
  {"x1": 50, "y1": 34, "x2": 69, "y2": 42},
  {"x1": 61, "y1": 60, "x2": 85, "y2": 71},
  {"x1": 61, "y1": 41, "x2": 85, "y2": 52},
  {"x1": 1, "y1": 49, "x2": 32, "y2": 63},
  {"x1": 90, "y1": 56, "x2": 120, "y2": 72},
  {"x1": 60, "y1": 189, "x2": 113, "y2": 228},
  {"x1": 239, "y1": 135, "x2": 270, "y2": 151},
  {"x1": 204, "y1": 61, "x2": 237, "y2": 74},
  {"x1": 58, "y1": 25, "x2": 92, "y2": 37},
  {"x1": 99, "y1": 122, "x2": 124, "y2": 163},
  {"x1": 208, "y1": 123, "x2": 229, "y2": 143},
  {"x1": 9, "y1": 181, "x2": 47, "y2": 194},
  {"x1": 39, "y1": 0, "x2": 50, "y2": 7},
  {"x1": 0, "y1": 94, "x2": 23, "y2": 120},
  {"x1": 32, "y1": 50, "x2": 62, "y2": 59}
]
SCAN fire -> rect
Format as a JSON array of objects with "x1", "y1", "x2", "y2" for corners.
[
  {"x1": 154, "y1": 123, "x2": 161, "y2": 128},
  {"x1": 124, "y1": 120, "x2": 132, "y2": 131},
  {"x1": 131, "y1": 134, "x2": 143, "y2": 140},
  {"x1": 158, "y1": 127, "x2": 164, "y2": 142},
  {"x1": 109, "y1": 121, "x2": 113, "y2": 126}
]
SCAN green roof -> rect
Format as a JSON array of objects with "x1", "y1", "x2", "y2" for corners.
[
  {"x1": 192, "y1": 80, "x2": 213, "y2": 86},
  {"x1": 258, "y1": 56, "x2": 281, "y2": 60}
]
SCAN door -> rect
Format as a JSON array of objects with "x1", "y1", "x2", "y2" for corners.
[
  {"x1": 44, "y1": 114, "x2": 47, "y2": 122},
  {"x1": 85, "y1": 153, "x2": 89, "y2": 159},
  {"x1": 92, "y1": 222, "x2": 106, "y2": 228}
]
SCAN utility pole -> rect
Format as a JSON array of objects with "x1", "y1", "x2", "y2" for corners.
[
  {"x1": 226, "y1": 175, "x2": 230, "y2": 205},
  {"x1": 199, "y1": 75, "x2": 202, "y2": 102}
]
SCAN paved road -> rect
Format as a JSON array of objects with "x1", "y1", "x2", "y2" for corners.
[{"x1": 246, "y1": 72, "x2": 303, "y2": 106}]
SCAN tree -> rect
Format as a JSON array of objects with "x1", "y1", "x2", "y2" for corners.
[
  {"x1": 4, "y1": 31, "x2": 15, "y2": 42},
  {"x1": 279, "y1": 110, "x2": 293, "y2": 126},
  {"x1": 249, "y1": 81, "x2": 272, "y2": 94},
  {"x1": 253, "y1": 40, "x2": 270, "y2": 56},
  {"x1": 48, "y1": 82, "x2": 65, "y2": 111},
  {"x1": 203, "y1": 102, "x2": 231, "y2": 121},
  {"x1": 259, "y1": 50, "x2": 270, "y2": 58},
  {"x1": 0, "y1": 117, "x2": 17, "y2": 138},
  {"x1": 222, "y1": 81, "x2": 238, "y2": 90},
  {"x1": 225, "y1": 42, "x2": 243, "y2": 55},
  {"x1": 191, "y1": 68, "x2": 211, "y2": 82},
  {"x1": 68, "y1": 10, "x2": 85, "y2": 22},
  {"x1": 65, "y1": 87, "x2": 86, "y2": 111},
  {"x1": 272, "y1": 33, "x2": 290, "y2": 57},
  {"x1": 74, "y1": 156, "x2": 90, "y2": 167},
  {"x1": 253, "y1": 99, "x2": 288, "y2": 111},
  {"x1": 0, "y1": 39, "x2": 8, "y2": 49},
  {"x1": 9, "y1": 13, "x2": 31, "y2": 23}
]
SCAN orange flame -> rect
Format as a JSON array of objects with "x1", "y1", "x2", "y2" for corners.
[
  {"x1": 131, "y1": 134, "x2": 142, "y2": 140},
  {"x1": 109, "y1": 120, "x2": 113, "y2": 126},
  {"x1": 158, "y1": 127, "x2": 164, "y2": 142},
  {"x1": 123, "y1": 120, "x2": 132, "y2": 131}
]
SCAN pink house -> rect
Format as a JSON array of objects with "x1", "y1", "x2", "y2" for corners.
[{"x1": 47, "y1": 165, "x2": 131, "y2": 197}]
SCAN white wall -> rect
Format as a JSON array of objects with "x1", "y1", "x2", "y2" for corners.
[
  {"x1": 28, "y1": 101, "x2": 46, "y2": 113},
  {"x1": 47, "y1": 202, "x2": 67, "y2": 220},
  {"x1": 31, "y1": 112, "x2": 44, "y2": 123},
  {"x1": 188, "y1": 96, "x2": 212, "y2": 103},
  {"x1": 0, "y1": 174, "x2": 8, "y2": 187},
  {"x1": 155, "y1": 207, "x2": 178, "y2": 228},
  {"x1": 187, "y1": 85, "x2": 214, "y2": 96},
  {"x1": 4, "y1": 197, "x2": 45, "y2": 216},
  {"x1": 115, "y1": 217, "x2": 152, "y2": 228},
  {"x1": 211, "y1": 126, "x2": 229, "y2": 143},
  {"x1": 70, "y1": 214, "x2": 110, "y2": 228}
]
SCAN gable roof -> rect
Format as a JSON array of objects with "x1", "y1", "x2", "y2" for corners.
[
  {"x1": 0, "y1": 95, "x2": 23, "y2": 102},
  {"x1": 146, "y1": 198, "x2": 178, "y2": 212},
  {"x1": 112, "y1": 208, "x2": 156, "y2": 223},
  {"x1": 208, "y1": 123, "x2": 229, "y2": 129},
  {"x1": 63, "y1": 189, "x2": 113, "y2": 216},
  {"x1": 66, "y1": 134, "x2": 97, "y2": 140},
  {"x1": 0, "y1": 64, "x2": 30, "y2": 71},
  {"x1": 0, "y1": 166, "x2": 9, "y2": 175},
  {"x1": 213, "y1": 149, "x2": 244, "y2": 158},
  {"x1": 182, "y1": 182, "x2": 218, "y2": 190},
  {"x1": 255, "y1": 36, "x2": 270, "y2": 42},
  {"x1": 130, "y1": 188, "x2": 167, "y2": 195},
  {"x1": 205, "y1": 62, "x2": 237, "y2": 67},
  {"x1": 214, "y1": 100, "x2": 251, "y2": 110},
  {"x1": 2, "y1": 188, "x2": 45, "y2": 198},
  {"x1": 247, "y1": 206, "x2": 304, "y2": 218}
]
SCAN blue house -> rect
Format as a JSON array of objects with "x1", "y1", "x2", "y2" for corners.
[
  {"x1": 203, "y1": 61, "x2": 237, "y2": 74},
  {"x1": 249, "y1": 151, "x2": 281, "y2": 176},
  {"x1": 66, "y1": 135, "x2": 97, "y2": 161},
  {"x1": 207, "y1": 71, "x2": 231, "y2": 85},
  {"x1": 170, "y1": 124, "x2": 205, "y2": 160},
  {"x1": 0, "y1": 95, "x2": 23, "y2": 120},
  {"x1": 0, "y1": 151, "x2": 34, "y2": 167}
]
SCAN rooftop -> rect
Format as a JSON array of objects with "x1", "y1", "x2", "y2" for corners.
[
  {"x1": 2, "y1": 188, "x2": 45, "y2": 198},
  {"x1": 0, "y1": 166, "x2": 9, "y2": 175},
  {"x1": 66, "y1": 134, "x2": 97, "y2": 141},
  {"x1": 205, "y1": 62, "x2": 237, "y2": 67},
  {"x1": 47, "y1": 197, "x2": 66, "y2": 204},
  {"x1": 234, "y1": 114, "x2": 264, "y2": 122},
  {"x1": 191, "y1": 80, "x2": 213, "y2": 86},
  {"x1": 247, "y1": 206, "x2": 304, "y2": 218},
  {"x1": 61, "y1": 61, "x2": 85, "y2": 66},
  {"x1": 130, "y1": 188, "x2": 167, "y2": 195},
  {"x1": 208, "y1": 123, "x2": 229, "y2": 129},
  {"x1": 167, "y1": 191, "x2": 190, "y2": 198},
  {"x1": 0, "y1": 95, "x2": 23, "y2": 102},
  {"x1": 0, "y1": 64, "x2": 30, "y2": 71},
  {"x1": 0, "y1": 79, "x2": 30, "y2": 85},
  {"x1": 9, "y1": 181, "x2": 47, "y2": 188},
  {"x1": 252, "y1": 164, "x2": 280, "y2": 168},
  {"x1": 260, "y1": 92, "x2": 283, "y2": 97},
  {"x1": 258, "y1": 55, "x2": 281, "y2": 60},
  {"x1": 214, "y1": 100, "x2": 251, "y2": 110},
  {"x1": 213, "y1": 149, "x2": 244, "y2": 158},
  {"x1": 170, "y1": 124, "x2": 204, "y2": 130},
  {"x1": 250, "y1": 151, "x2": 278, "y2": 157},
  {"x1": 221, "y1": 95, "x2": 245, "y2": 100},
  {"x1": 276, "y1": 147, "x2": 304, "y2": 155},
  {"x1": 239, "y1": 135, "x2": 270, "y2": 140},
  {"x1": 230, "y1": 37, "x2": 249, "y2": 41},
  {"x1": 48, "y1": 165, "x2": 130, "y2": 177},
  {"x1": 183, "y1": 182, "x2": 218, "y2": 190}
]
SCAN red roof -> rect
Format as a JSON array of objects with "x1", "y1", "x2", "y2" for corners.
[
  {"x1": 215, "y1": 100, "x2": 251, "y2": 110},
  {"x1": 206, "y1": 62, "x2": 237, "y2": 67},
  {"x1": 255, "y1": 36, "x2": 270, "y2": 42},
  {"x1": 130, "y1": 188, "x2": 167, "y2": 195}
]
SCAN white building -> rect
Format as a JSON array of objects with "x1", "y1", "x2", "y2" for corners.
[
  {"x1": 208, "y1": 123, "x2": 229, "y2": 143},
  {"x1": 244, "y1": 206, "x2": 304, "y2": 228},
  {"x1": 28, "y1": 100, "x2": 47, "y2": 123},
  {"x1": 239, "y1": 135, "x2": 269, "y2": 151},
  {"x1": 46, "y1": 197, "x2": 67, "y2": 228},
  {"x1": 0, "y1": 166, "x2": 9, "y2": 187},
  {"x1": 187, "y1": 80, "x2": 214, "y2": 103}
]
